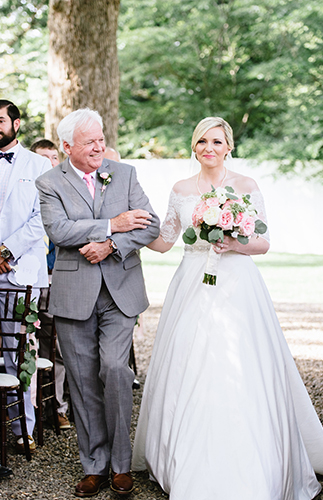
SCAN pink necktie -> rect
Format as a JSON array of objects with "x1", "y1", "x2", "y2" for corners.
[{"x1": 83, "y1": 173, "x2": 95, "y2": 199}]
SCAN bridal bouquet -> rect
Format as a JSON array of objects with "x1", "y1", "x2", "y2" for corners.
[{"x1": 182, "y1": 186, "x2": 267, "y2": 285}]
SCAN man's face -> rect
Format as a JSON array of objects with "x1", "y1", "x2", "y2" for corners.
[
  {"x1": 0, "y1": 107, "x2": 20, "y2": 151},
  {"x1": 35, "y1": 147, "x2": 60, "y2": 168},
  {"x1": 63, "y1": 121, "x2": 105, "y2": 173}
]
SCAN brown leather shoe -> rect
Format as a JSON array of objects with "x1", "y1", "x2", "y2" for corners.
[
  {"x1": 74, "y1": 475, "x2": 109, "y2": 497},
  {"x1": 111, "y1": 471, "x2": 134, "y2": 495},
  {"x1": 16, "y1": 435, "x2": 36, "y2": 454}
]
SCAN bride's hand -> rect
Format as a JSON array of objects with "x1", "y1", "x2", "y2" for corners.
[{"x1": 212, "y1": 235, "x2": 236, "y2": 254}]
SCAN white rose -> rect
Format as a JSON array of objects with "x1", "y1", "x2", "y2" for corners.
[
  {"x1": 215, "y1": 187, "x2": 227, "y2": 204},
  {"x1": 247, "y1": 205, "x2": 257, "y2": 217},
  {"x1": 203, "y1": 206, "x2": 221, "y2": 225}
]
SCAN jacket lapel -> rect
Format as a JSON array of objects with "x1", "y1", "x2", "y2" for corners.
[
  {"x1": 4, "y1": 145, "x2": 29, "y2": 206},
  {"x1": 62, "y1": 159, "x2": 94, "y2": 212},
  {"x1": 94, "y1": 161, "x2": 113, "y2": 218}
]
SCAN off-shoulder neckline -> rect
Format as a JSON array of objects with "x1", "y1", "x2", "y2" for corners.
[{"x1": 170, "y1": 189, "x2": 262, "y2": 199}]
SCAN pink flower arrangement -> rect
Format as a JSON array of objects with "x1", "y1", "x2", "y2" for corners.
[{"x1": 183, "y1": 185, "x2": 267, "y2": 285}]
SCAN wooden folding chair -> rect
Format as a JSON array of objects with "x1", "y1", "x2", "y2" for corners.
[
  {"x1": 36, "y1": 286, "x2": 60, "y2": 446},
  {"x1": 0, "y1": 285, "x2": 32, "y2": 466}
]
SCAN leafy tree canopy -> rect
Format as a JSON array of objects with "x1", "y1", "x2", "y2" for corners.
[
  {"x1": 1, "y1": 0, "x2": 323, "y2": 177},
  {"x1": 118, "y1": 0, "x2": 323, "y2": 177},
  {"x1": 0, "y1": 0, "x2": 49, "y2": 144}
]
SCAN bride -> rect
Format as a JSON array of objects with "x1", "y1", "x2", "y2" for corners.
[{"x1": 132, "y1": 117, "x2": 323, "y2": 500}]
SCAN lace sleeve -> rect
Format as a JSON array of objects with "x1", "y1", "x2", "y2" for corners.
[
  {"x1": 160, "y1": 190, "x2": 182, "y2": 243},
  {"x1": 250, "y1": 190, "x2": 270, "y2": 243}
]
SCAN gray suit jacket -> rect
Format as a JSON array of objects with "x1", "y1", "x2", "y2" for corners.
[{"x1": 36, "y1": 158, "x2": 160, "y2": 320}]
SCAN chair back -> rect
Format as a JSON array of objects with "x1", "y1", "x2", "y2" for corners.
[
  {"x1": 37, "y1": 285, "x2": 57, "y2": 364},
  {"x1": 0, "y1": 286, "x2": 32, "y2": 378}
]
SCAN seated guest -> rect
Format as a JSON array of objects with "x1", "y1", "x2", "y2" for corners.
[
  {"x1": 104, "y1": 146, "x2": 121, "y2": 162},
  {"x1": 30, "y1": 139, "x2": 60, "y2": 168}
]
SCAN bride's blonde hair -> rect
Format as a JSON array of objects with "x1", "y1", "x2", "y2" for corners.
[{"x1": 191, "y1": 117, "x2": 234, "y2": 152}]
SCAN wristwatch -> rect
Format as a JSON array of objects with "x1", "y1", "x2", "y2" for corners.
[
  {"x1": 0, "y1": 245, "x2": 11, "y2": 260},
  {"x1": 109, "y1": 239, "x2": 118, "y2": 254}
]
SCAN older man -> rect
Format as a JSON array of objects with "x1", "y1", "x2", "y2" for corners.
[{"x1": 36, "y1": 109, "x2": 159, "y2": 497}]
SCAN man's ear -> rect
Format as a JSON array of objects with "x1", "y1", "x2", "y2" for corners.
[
  {"x1": 13, "y1": 118, "x2": 20, "y2": 134},
  {"x1": 63, "y1": 141, "x2": 71, "y2": 155}
]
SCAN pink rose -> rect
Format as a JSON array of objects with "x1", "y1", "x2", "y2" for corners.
[
  {"x1": 33, "y1": 319, "x2": 41, "y2": 329},
  {"x1": 222, "y1": 198, "x2": 243, "y2": 210},
  {"x1": 234, "y1": 212, "x2": 244, "y2": 225},
  {"x1": 218, "y1": 210, "x2": 234, "y2": 230},
  {"x1": 206, "y1": 197, "x2": 220, "y2": 207},
  {"x1": 240, "y1": 216, "x2": 255, "y2": 237},
  {"x1": 192, "y1": 200, "x2": 208, "y2": 227},
  {"x1": 100, "y1": 172, "x2": 109, "y2": 180}
]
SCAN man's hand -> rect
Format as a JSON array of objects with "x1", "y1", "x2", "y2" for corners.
[
  {"x1": 111, "y1": 209, "x2": 152, "y2": 233},
  {"x1": 0, "y1": 257, "x2": 11, "y2": 274},
  {"x1": 79, "y1": 240, "x2": 112, "y2": 264}
]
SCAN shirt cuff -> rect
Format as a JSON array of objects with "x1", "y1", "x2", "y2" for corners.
[{"x1": 106, "y1": 219, "x2": 111, "y2": 238}]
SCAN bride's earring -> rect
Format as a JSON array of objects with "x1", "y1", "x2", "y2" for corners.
[{"x1": 224, "y1": 154, "x2": 228, "y2": 160}]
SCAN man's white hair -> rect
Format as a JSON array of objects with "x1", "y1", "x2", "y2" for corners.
[{"x1": 57, "y1": 108, "x2": 103, "y2": 154}]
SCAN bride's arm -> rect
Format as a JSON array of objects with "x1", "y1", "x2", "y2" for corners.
[
  {"x1": 213, "y1": 234, "x2": 269, "y2": 256},
  {"x1": 147, "y1": 189, "x2": 181, "y2": 254},
  {"x1": 147, "y1": 236, "x2": 174, "y2": 253}
]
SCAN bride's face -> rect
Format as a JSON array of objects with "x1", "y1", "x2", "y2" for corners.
[{"x1": 195, "y1": 127, "x2": 230, "y2": 168}]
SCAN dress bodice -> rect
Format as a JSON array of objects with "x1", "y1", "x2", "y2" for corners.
[{"x1": 160, "y1": 190, "x2": 270, "y2": 253}]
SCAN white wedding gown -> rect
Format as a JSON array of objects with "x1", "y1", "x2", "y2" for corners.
[{"x1": 132, "y1": 190, "x2": 323, "y2": 500}]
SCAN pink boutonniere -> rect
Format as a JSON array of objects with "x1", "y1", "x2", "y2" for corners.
[{"x1": 98, "y1": 171, "x2": 114, "y2": 196}]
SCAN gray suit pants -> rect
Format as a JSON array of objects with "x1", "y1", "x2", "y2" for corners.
[{"x1": 55, "y1": 281, "x2": 136, "y2": 475}]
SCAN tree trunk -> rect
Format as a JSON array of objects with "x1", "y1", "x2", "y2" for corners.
[{"x1": 46, "y1": 0, "x2": 120, "y2": 150}]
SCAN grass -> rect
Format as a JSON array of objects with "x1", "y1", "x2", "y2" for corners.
[{"x1": 141, "y1": 247, "x2": 323, "y2": 304}]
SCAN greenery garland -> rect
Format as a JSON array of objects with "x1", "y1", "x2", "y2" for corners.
[{"x1": 15, "y1": 297, "x2": 39, "y2": 392}]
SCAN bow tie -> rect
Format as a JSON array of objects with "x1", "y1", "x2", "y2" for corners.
[{"x1": 0, "y1": 152, "x2": 14, "y2": 163}]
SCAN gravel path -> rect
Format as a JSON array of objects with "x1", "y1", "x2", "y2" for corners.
[{"x1": 1, "y1": 302, "x2": 323, "y2": 499}]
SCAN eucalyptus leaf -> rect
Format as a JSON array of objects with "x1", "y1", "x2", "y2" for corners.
[
  {"x1": 237, "y1": 235, "x2": 249, "y2": 245},
  {"x1": 226, "y1": 193, "x2": 239, "y2": 200},
  {"x1": 182, "y1": 233, "x2": 197, "y2": 245},
  {"x1": 20, "y1": 371, "x2": 28, "y2": 383},
  {"x1": 20, "y1": 362, "x2": 29, "y2": 371},
  {"x1": 15, "y1": 304, "x2": 25, "y2": 315},
  {"x1": 185, "y1": 227, "x2": 196, "y2": 239},
  {"x1": 26, "y1": 312, "x2": 38, "y2": 323},
  {"x1": 199, "y1": 229, "x2": 209, "y2": 241},
  {"x1": 26, "y1": 324, "x2": 34, "y2": 333},
  {"x1": 27, "y1": 361, "x2": 36, "y2": 375},
  {"x1": 254, "y1": 220, "x2": 267, "y2": 234},
  {"x1": 29, "y1": 301, "x2": 38, "y2": 312},
  {"x1": 208, "y1": 228, "x2": 223, "y2": 244},
  {"x1": 225, "y1": 186, "x2": 234, "y2": 193}
]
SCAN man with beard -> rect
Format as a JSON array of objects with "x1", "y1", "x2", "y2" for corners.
[{"x1": 0, "y1": 100, "x2": 51, "y2": 456}]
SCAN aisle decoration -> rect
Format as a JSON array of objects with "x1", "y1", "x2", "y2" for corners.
[
  {"x1": 15, "y1": 297, "x2": 40, "y2": 391},
  {"x1": 183, "y1": 186, "x2": 267, "y2": 285}
]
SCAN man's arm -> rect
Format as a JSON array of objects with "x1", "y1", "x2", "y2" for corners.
[
  {"x1": 106, "y1": 167, "x2": 160, "y2": 260},
  {"x1": 36, "y1": 166, "x2": 159, "y2": 260}
]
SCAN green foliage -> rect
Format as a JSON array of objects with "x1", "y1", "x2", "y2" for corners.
[
  {"x1": 182, "y1": 226, "x2": 197, "y2": 244},
  {"x1": 0, "y1": 0, "x2": 49, "y2": 146},
  {"x1": 15, "y1": 296, "x2": 39, "y2": 391},
  {"x1": 1, "y1": 0, "x2": 323, "y2": 176},
  {"x1": 118, "y1": 0, "x2": 323, "y2": 175}
]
